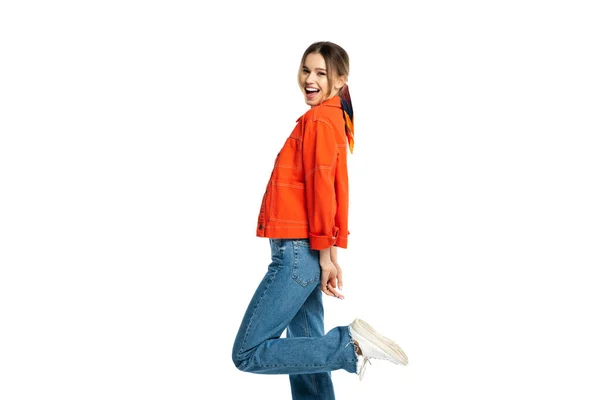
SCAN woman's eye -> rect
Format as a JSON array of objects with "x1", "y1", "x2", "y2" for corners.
[{"x1": 318, "y1": 72, "x2": 326, "y2": 76}]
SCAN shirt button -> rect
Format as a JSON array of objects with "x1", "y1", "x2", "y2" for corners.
[{"x1": 259, "y1": 224, "x2": 263, "y2": 229}]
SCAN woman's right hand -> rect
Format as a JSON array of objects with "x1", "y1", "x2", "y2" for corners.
[{"x1": 319, "y1": 248, "x2": 344, "y2": 299}]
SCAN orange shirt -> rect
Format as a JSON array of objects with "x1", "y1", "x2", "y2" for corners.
[{"x1": 256, "y1": 96, "x2": 349, "y2": 250}]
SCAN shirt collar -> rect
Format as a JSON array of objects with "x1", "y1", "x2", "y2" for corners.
[{"x1": 296, "y1": 96, "x2": 341, "y2": 121}]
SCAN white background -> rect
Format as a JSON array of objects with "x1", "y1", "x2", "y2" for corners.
[{"x1": 1, "y1": 1, "x2": 599, "y2": 399}]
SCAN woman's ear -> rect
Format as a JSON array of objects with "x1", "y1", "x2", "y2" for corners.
[{"x1": 334, "y1": 75, "x2": 348, "y2": 92}]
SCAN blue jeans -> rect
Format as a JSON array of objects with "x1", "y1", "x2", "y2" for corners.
[{"x1": 232, "y1": 239, "x2": 358, "y2": 399}]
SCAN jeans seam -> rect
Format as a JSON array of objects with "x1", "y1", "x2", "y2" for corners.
[
  {"x1": 301, "y1": 305, "x2": 310, "y2": 337},
  {"x1": 246, "y1": 358, "x2": 356, "y2": 368},
  {"x1": 311, "y1": 374, "x2": 319, "y2": 399}
]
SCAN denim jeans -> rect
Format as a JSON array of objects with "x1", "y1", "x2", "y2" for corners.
[{"x1": 232, "y1": 238, "x2": 358, "y2": 399}]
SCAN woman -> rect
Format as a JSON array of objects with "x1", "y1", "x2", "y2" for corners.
[{"x1": 232, "y1": 41, "x2": 408, "y2": 399}]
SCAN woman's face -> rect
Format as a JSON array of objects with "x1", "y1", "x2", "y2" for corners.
[{"x1": 300, "y1": 52, "x2": 343, "y2": 107}]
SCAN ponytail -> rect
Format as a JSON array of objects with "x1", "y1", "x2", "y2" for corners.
[{"x1": 340, "y1": 85, "x2": 354, "y2": 154}]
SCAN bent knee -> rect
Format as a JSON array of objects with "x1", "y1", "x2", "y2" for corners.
[
  {"x1": 231, "y1": 345, "x2": 247, "y2": 371},
  {"x1": 232, "y1": 358, "x2": 243, "y2": 370},
  {"x1": 232, "y1": 354, "x2": 247, "y2": 371}
]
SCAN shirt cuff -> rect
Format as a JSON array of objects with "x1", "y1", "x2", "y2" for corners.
[{"x1": 308, "y1": 227, "x2": 340, "y2": 250}]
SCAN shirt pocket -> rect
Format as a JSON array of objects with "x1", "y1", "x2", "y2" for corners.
[
  {"x1": 269, "y1": 180, "x2": 308, "y2": 224},
  {"x1": 275, "y1": 136, "x2": 302, "y2": 171}
]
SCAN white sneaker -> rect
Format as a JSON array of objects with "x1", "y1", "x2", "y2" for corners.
[{"x1": 348, "y1": 318, "x2": 408, "y2": 380}]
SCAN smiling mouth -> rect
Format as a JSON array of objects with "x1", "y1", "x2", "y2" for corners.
[{"x1": 305, "y1": 87, "x2": 320, "y2": 94}]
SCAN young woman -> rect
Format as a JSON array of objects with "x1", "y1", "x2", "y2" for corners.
[{"x1": 232, "y1": 41, "x2": 408, "y2": 399}]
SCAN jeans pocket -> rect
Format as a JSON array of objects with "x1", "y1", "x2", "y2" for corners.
[{"x1": 291, "y1": 239, "x2": 320, "y2": 287}]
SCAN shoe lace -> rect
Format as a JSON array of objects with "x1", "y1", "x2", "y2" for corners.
[
  {"x1": 347, "y1": 337, "x2": 373, "y2": 381},
  {"x1": 358, "y1": 356, "x2": 372, "y2": 381}
]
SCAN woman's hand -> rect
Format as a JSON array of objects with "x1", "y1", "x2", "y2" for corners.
[{"x1": 319, "y1": 247, "x2": 344, "y2": 299}]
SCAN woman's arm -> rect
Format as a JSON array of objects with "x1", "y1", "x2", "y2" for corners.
[{"x1": 303, "y1": 120, "x2": 340, "y2": 250}]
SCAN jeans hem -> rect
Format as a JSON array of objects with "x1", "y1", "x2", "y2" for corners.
[{"x1": 346, "y1": 325, "x2": 360, "y2": 375}]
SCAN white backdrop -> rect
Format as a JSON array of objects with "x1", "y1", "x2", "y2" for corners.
[{"x1": 1, "y1": 1, "x2": 599, "y2": 399}]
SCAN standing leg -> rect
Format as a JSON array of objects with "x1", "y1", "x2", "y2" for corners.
[{"x1": 287, "y1": 284, "x2": 336, "y2": 399}]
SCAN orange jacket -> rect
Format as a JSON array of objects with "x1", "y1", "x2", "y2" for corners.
[{"x1": 256, "y1": 96, "x2": 349, "y2": 250}]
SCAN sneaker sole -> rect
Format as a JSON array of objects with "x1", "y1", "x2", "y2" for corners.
[{"x1": 352, "y1": 319, "x2": 409, "y2": 366}]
